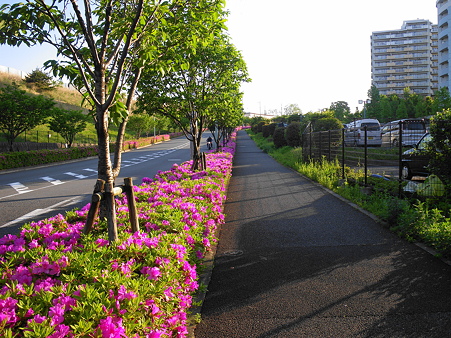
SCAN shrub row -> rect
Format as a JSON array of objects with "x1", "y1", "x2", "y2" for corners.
[
  {"x1": 0, "y1": 146, "x2": 99, "y2": 170},
  {"x1": 0, "y1": 131, "x2": 238, "y2": 337},
  {"x1": 252, "y1": 122, "x2": 301, "y2": 149}
]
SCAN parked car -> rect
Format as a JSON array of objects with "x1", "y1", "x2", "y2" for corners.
[
  {"x1": 401, "y1": 133, "x2": 432, "y2": 180},
  {"x1": 381, "y1": 119, "x2": 427, "y2": 147},
  {"x1": 343, "y1": 118, "x2": 382, "y2": 147}
]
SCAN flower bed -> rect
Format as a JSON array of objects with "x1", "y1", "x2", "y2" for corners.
[{"x1": 0, "y1": 132, "x2": 238, "y2": 337}]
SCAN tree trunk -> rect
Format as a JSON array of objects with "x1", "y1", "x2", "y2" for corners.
[{"x1": 96, "y1": 101, "x2": 118, "y2": 241}]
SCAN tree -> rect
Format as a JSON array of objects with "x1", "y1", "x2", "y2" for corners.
[
  {"x1": 208, "y1": 91, "x2": 245, "y2": 149},
  {"x1": 314, "y1": 117, "x2": 343, "y2": 131},
  {"x1": 137, "y1": 32, "x2": 249, "y2": 169},
  {"x1": 432, "y1": 87, "x2": 451, "y2": 113},
  {"x1": 48, "y1": 108, "x2": 88, "y2": 148},
  {"x1": 366, "y1": 85, "x2": 382, "y2": 119},
  {"x1": 0, "y1": 84, "x2": 55, "y2": 151},
  {"x1": 428, "y1": 109, "x2": 451, "y2": 188},
  {"x1": 284, "y1": 103, "x2": 301, "y2": 115},
  {"x1": 24, "y1": 68, "x2": 59, "y2": 91},
  {"x1": 0, "y1": 0, "x2": 227, "y2": 240},
  {"x1": 287, "y1": 113, "x2": 303, "y2": 124},
  {"x1": 329, "y1": 101, "x2": 350, "y2": 122},
  {"x1": 301, "y1": 110, "x2": 335, "y2": 132},
  {"x1": 379, "y1": 95, "x2": 392, "y2": 123},
  {"x1": 127, "y1": 114, "x2": 155, "y2": 139},
  {"x1": 396, "y1": 100, "x2": 408, "y2": 119}
]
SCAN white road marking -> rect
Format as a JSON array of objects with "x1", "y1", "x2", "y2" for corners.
[
  {"x1": 8, "y1": 182, "x2": 32, "y2": 194},
  {"x1": 0, "y1": 196, "x2": 85, "y2": 228},
  {"x1": 41, "y1": 176, "x2": 64, "y2": 185},
  {"x1": 64, "y1": 172, "x2": 88, "y2": 179},
  {"x1": 0, "y1": 141, "x2": 191, "y2": 201}
]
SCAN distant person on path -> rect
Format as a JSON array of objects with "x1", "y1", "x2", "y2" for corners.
[{"x1": 207, "y1": 136, "x2": 213, "y2": 150}]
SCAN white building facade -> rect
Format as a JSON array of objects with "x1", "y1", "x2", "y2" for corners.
[
  {"x1": 371, "y1": 19, "x2": 438, "y2": 97},
  {"x1": 437, "y1": 0, "x2": 451, "y2": 90}
]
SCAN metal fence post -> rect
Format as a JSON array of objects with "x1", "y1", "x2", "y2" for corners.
[
  {"x1": 319, "y1": 131, "x2": 322, "y2": 160},
  {"x1": 364, "y1": 126, "x2": 368, "y2": 185},
  {"x1": 398, "y1": 121, "x2": 404, "y2": 197},
  {"x1": 328, "y1": 130, "x2": 331, "y2": 161},
  {"x1": 342, "y1": 128, "x2": 345, "y2": 179}
]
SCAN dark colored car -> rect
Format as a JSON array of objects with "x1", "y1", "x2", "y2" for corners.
[{"x1": 401, "y1": 133, "x2": 432, "y2": 180}]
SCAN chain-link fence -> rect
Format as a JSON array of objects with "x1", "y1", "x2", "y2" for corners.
[
  {"x1": 302, "y1": 120, "x2": 447, "y2": 198},
  {"x1": 0, "y1": 130, "x2": 97, "y2": 152}
]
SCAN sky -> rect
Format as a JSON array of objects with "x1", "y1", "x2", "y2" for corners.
[{"x1": 0, "y1": 0, "x2": 439, "y2": 115}]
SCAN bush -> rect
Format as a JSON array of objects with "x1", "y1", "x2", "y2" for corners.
[
  {"x1": 314, "y1": 117, "x2": 343, "y2": 131},
  {"x1": 0, "y1": 132, "x2": 238, "y2": 337},
  {"x1": 256, "y1": 121, "x2": 266, "y2": 133},
  {"x1": 273, "y1": 127, "x2": 287, "y2": 148},
  {"x1": 285, "y1": 122, "x2": 301, "y2": 147},
  {"x1": 262, "y1": 123, "x2": 277, "y2": 138},
  {"x1": 24, "y1": 68, "x2": 59, "y2": 91},
  {"x1": 429, "y1": 110, "x2": 451, "y2": 189},
  {"x1": 0, "y1": 146, "x2": 98, "y2": 169},
  {"x1": 261, "y1": 124, "x2": 270, "y2": 138}
]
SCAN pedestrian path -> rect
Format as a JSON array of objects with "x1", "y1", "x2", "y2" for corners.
[{"x1": 194, "y1": 130, "x2": 451, "y2": 337}]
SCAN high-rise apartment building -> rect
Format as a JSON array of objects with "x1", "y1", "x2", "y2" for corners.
[
  {"x1": 437, "y1": 0, "x2": 451, "y2": 89},
  {"x1": 371, "y1": 19, "x2": 438, "y2": 97}
]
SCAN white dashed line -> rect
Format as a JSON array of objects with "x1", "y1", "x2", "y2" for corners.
[
  {"x1": 64, "y1": 172, "x2": 88, "y2": 179},
  {"x1": 41, "y1": 176, "x2": 64, "y2": 185},
  {"x1": 8, "y1": 182, "x2": 32, "y2": 194}
]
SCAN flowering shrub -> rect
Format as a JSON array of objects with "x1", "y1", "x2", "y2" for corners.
[{"x1": 0, "y1": 132, "x2": 238, "y2": 337}]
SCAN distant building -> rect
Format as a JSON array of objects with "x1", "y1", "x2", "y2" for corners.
[
  {"x1": 243, "y1": 111, "x2": 277, "y2": 119},
  {"x1": 371, "y1": 19, "x2": 438, "y2": 97},
  {"x1": 437, "y1": 0, "x2": 451, "y2": 90}
]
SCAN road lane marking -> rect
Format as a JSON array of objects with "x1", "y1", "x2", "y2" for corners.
[
  {"x1": 0, "y1": 141, "x2": 190, "y2": 201},
  {"x1": 41, "y1": 176, "x2": 64, "y2": 185},
  {"x1": 8, "y1": 182, "x2": 32, "y2": 194},
  {"x1": 64, "y1": 172, "x2": 88, "y2": 179},
  {"x1": 0, "y1": 196, "x2": 85, "y2": 228}
]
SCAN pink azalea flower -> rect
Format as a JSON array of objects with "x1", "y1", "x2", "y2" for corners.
[
  {"x1": 146, "y1": 330, "x2": 164, "y2": 338},
  {"x1": 32, "y1": 314, "x2": 47, "y2": 324},
  {"x1": 117, "y1": 285, "x2": 138, "y2": 301},
  {"x1": 141, "y1": 266, "x2": 161, "y2": 281},
  {"x1": 49, "y1": 304, "x2": 65, "y2": 326},
  {"x1": 48, "y1": 324, "x2": 73, "y2": 338},
  {"x1": 98, "y1": 316, "x2": 127, "y2": 338},
  {"x1": 0, "y1": 297, "x2": 18, "y2": 327},
  {"x1": 95, "y1": 238, "x2": 109, "y2": 247}
]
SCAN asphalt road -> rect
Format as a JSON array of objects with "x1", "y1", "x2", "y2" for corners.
[{"x1": 0, "y1": 136, "x2": 205, "y2": 237}]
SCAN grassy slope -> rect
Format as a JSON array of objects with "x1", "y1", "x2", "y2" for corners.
[{"x1": 0, "y1": 72, "x2": 132, "y2": 143}]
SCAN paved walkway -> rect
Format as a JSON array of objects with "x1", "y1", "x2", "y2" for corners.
[{"x1": 194, "y1": 130, "x2": 451, "y2": 338}]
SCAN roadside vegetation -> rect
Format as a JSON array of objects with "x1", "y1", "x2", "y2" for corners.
[
  {"x1": 0, "y1": 131, "x2": 238, "y2": 337},
  {"x1": 247, "y1": 123, "x2": 451, "y2": 259}
]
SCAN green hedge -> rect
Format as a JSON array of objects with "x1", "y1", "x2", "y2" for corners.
[
  {"x1": 0, "y1": 146, "x2": 99, "y2": 170},
  {"x1": 0, "y1": 133, "x2": 184, "y2": 170}
]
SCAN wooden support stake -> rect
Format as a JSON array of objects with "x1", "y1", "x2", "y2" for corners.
[
  {"x1": 202, "y1": 152, "x2": 207, "y2": 170},
  {"x1": 83, "y1": 179, "x2": 105, "y2": 235},
  {"x1": 105, "y1": 182, "x2": 118, "y2": 243},
  {"x1": 124, "y1": 177, "x2": 139, "y2": 233}
]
